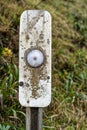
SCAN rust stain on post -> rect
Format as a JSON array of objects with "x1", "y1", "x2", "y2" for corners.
[
  {"x1": 29, "y1": 66, "x2": 47, "y2": 98},
  {"x1": 24, "y1": 47, "x2": 47, "y2": 99}
]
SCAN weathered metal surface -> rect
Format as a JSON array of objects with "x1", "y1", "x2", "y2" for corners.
[
  {"x1": 30, "y1": 108, "x2": 39, "y2": 130},
  {"x1": 26, "y1": 107, "x2": 30, "y2": 130},
  {"x1": 19, "y1": 10, "x2": 51, "y2": 107},
  {"x1": 26, "y1": 107, "x2": 43, "y2": 130}
]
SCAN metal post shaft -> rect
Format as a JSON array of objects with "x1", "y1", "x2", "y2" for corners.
[{"x1": 26, "y1": 107, "x2": 43, "y2": 130}]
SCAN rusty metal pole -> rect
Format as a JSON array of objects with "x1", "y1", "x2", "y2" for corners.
[{"x1": 26, "y1": 107, "x2": 43, "y2": 130}]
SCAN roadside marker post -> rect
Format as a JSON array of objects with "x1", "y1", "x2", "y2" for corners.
[{"x1": 19, "y1": 10, "x2": 52, "y2": 130}]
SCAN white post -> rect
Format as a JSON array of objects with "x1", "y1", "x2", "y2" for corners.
[{"x1": 19, "y1": 10, "x2": 52, "y2": 130}]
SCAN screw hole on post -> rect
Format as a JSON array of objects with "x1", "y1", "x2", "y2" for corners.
[
  {"x1": 19, "y1": 81, "x2": 24, "y2": 86},
  {"x1": 33, "y1": 57, "x2": 37, "y2": 60},
  {"x1": 47, "y1": 76, "x2": 50, "y2": 79},
  {"x1": 27, "y1": 100, "x2": 29, "y2": 103}
]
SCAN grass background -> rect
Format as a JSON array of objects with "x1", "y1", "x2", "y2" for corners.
[{"x1": 0, "y1": 0, "x2": 87, "y2": 129}]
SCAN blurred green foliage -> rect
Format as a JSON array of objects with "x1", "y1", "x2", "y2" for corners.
[{"x1": 0, "y1": 0, "x2": 87, "y2": 129}]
